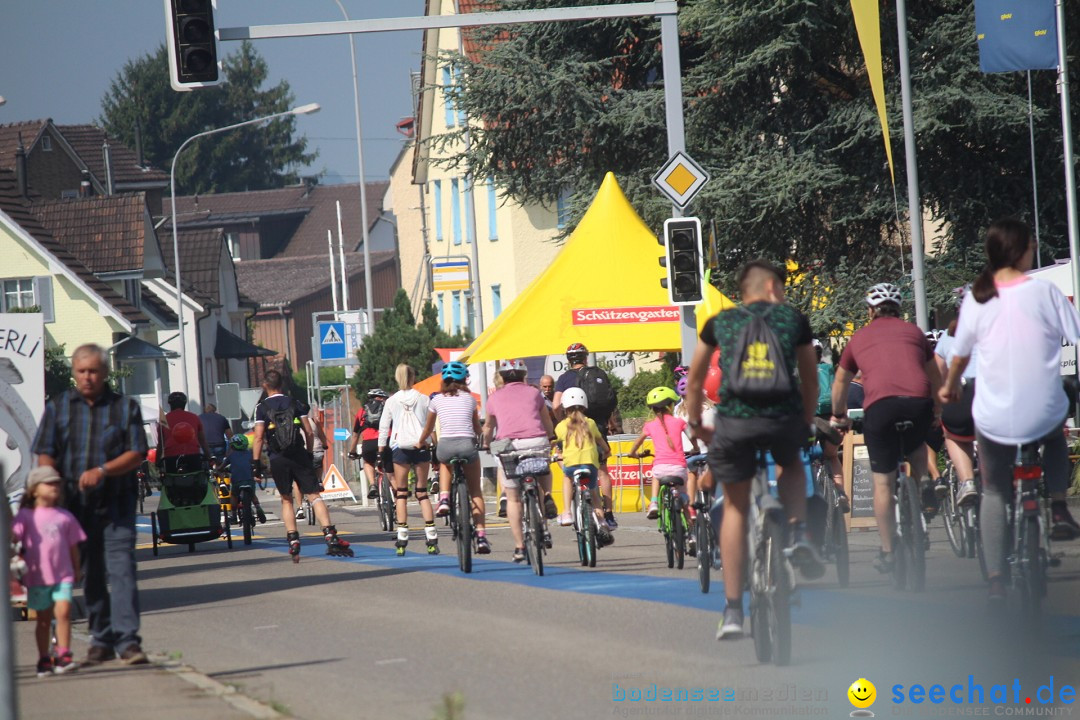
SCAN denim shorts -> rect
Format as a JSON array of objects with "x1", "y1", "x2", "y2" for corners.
[
  {"x1": 563, "y1": 464, "x2": 598, "y2": 491},
  {"x1": 28, "y1": 581, "x2": 73, "y2": 611},
  {"x1": 392, "y1": 447, "x2": 431, "y2": 466}
]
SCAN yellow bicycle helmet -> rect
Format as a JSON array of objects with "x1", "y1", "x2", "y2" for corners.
[{"x1": 646, "y1": 386, "x2": 679, "y2": 408}]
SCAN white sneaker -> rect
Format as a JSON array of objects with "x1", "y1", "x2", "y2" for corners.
[
  {"x1": 957, "y1": 480, "x2": 978, "y2": 506},
  {"x1": 716, "y1": 608, "x2": 744, "y2": 640},
  {"x1": 295, "y1": 508, "x2": 305, "y2": 520}
]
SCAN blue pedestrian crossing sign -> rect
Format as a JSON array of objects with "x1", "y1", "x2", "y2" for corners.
[{"x1": 318, "y1": 321, "x2": 346, "y2": 361}]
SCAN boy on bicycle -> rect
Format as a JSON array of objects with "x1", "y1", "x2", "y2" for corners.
[{"x1": 226, "y1": 434, "x2": 266, "y2": 524}]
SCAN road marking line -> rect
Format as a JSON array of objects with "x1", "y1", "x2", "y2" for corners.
[
  {"x1": 253, "y1": 625, "x2": 279, "y2": 631},
  {"x1": 374, "y1": 658, "x2": 408, "y2": 666}
]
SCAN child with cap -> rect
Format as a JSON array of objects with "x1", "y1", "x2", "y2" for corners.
[{"x1": 13, "y1": 466, "x2": 86, "y2": 675}]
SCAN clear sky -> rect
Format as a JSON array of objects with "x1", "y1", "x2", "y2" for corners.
[{"x1": 0, "y1": 0, "x2": 426, "y2": 183}]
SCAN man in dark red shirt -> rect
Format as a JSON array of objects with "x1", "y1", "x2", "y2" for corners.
[{"x1": 830, "y1": 283, "x2": 942, "y2": 575}]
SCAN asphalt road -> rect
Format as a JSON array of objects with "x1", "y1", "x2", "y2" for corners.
[{"x1": 128, "y1": 489, "x2": 1080, "y2": 720}]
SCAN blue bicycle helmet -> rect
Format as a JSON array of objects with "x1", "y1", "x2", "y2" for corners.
[{"x1": 442, "y1": 361, "x2": 468, "y2": 381}]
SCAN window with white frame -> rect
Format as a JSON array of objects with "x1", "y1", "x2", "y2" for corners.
[{"x1": 2, "y1": 278, "x2": 35, "y2": 311}]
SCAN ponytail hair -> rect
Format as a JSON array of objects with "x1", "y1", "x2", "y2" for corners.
[
  {"x1": 653, "y1": 405, "x2": 677, "y2": 451},
  {"x1": 972, "y1": 218, "x2": 1032, "y2": 304}
]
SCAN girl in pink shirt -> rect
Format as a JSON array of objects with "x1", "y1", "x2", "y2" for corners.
[
  {"x1": 12, "y1": 466, "x2": 86, "y2": 676},
  {"x1": 628, "y1": 387, "x2": 692, "y2": 530}
]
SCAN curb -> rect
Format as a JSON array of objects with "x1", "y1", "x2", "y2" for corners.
[{"x1": 159, "y1": 659, "x2": 291, "y2": 719}]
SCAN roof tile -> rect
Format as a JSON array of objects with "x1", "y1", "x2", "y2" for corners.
[
  {"x1": 235, "y1": 250, "x2": 395, "y2": 307},
  {"x1": 33, "y1": 195, "x2": 148, "y2": 274}
]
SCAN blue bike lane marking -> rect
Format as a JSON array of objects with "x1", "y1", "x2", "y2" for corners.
[{"x1": 136, "y1": 524, "x2": 1080, "y2": 656}]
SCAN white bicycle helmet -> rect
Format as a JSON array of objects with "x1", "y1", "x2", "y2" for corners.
[
  {"x1": 865, "y1": 282, "x2": 902, "y2": 307},
  {"x1": 561, "y1": 386, "x2": 588, "y2": 410},
  {"x1": 498, "y1": 358, "x2": 527, "y2": 373}
]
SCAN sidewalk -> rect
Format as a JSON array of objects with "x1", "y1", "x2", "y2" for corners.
[{"x1": 13, "y1": 619, "x2": 286, "y2": 720}]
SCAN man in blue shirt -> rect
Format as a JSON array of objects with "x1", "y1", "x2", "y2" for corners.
[{"x1": 33, "y1": 344, "x2": 148, "y2": 665}]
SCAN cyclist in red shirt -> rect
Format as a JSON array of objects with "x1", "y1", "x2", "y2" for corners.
[
  {"x1": 162, "y1": 392, "x2": 211, "y2": 473},
  {"x1": 830, "y1": 283, "x2": 942, "y2": 575},
  {"x1": 348, "y1": 389, "x2": 393, "y2": 500}
]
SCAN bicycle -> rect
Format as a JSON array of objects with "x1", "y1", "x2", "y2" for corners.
[
  {"x1": 497, "y1": 448, "x2": 551, "y2": 576},
  {"x1": 567, "y1": 465, "x2": 600, "y2": 567},
  {"x1": 941, "y1": 458, "x2": 982, "y2": 573},
  {"x1": 1002, "y1": 442, "x2": 1054, "y2": 621},
  {"x1": 447, "y1": 455, "x2": 476, "y2": 572},
  {"x1": 810, "y1": 423, "x2": 849, "y2": 587},
  {"x1": 658, "y1": 474, "x2": 691, "y2": 570},
  {"x1": 690, "y1": 456, "x2": 721, "y2": 593},
  {"x1": 234, "y1": 478, "x2": 261, "y2": 546},
  {"x1": 747, "y1": 444, "x2": 794, "y2": 666},
  {"x1": 376, "y1": 465, "x2": 395, "y2": 533},
  {"x1": 136, "y1": 460, "x2": 153, "y2": 515}
]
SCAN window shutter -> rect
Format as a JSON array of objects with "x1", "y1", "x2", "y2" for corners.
[{"x1": 33, "y1": 276, "x2": 54, "y2": 323}]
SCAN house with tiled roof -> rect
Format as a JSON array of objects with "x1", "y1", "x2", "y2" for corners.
[
  {"x1": 401, "y1": 0, "x2": 563, "y2": 337},
  {"x1": 0, "y1": 169, "x2": 161, "y2": 374},
  {"x1": 142, "y1": 225, "x2": 266, "y2": 410},
  {"x1": 235, "y1": 251, "x2": 397, "y2": 368},
  {"x1": 0, "y1": 120, "x2": 168, "y2": 211},
  {"x1": 173, "y1": 180, "x2": 394, "y2": 262}
]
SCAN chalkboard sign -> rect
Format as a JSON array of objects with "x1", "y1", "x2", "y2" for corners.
[{"x1": 843, "y1": 434, "x2": 877, "y2": 530}]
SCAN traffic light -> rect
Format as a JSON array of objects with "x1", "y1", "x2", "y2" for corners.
[
  {"x1": 165, "y1": 0, "x2": 221, "y2": 91},
  {"x1": 662, "y1": 217, "x2": 704, "y2": 305}
]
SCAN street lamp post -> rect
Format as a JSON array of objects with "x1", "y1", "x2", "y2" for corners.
[
  {"x1": 332, "y1": 0, "x2": 375, "y2": 335},
  {"x1": 170, "y1": 103, "x2": 321, "y2": 403}
]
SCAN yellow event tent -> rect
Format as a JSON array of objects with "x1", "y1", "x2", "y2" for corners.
[{"x1": 462, "y1": 172, "x2": 733, "y2": 362}]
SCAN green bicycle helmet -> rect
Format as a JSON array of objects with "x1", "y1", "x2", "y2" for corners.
[
  {"x1": 646, "y1": 386, "x2": 679, "y2": 408},
  {"x1": 229, "y1": 434, "x2": 249, "y2": 452}
]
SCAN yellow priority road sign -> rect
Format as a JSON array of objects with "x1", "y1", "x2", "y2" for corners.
[{"x1": 651, "y1": 151, "x2": 710, "y2": 210}]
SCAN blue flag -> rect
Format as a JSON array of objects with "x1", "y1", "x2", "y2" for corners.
[{"x1": 975, "y1": 0, "x2": 1058, "y2": 73}]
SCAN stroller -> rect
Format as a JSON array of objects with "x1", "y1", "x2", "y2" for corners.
[{"x1": 150, "y1": 454, "x2": 233, "y2": 555}]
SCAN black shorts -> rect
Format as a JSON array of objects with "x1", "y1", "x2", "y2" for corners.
[
  {"x1": 707, "y1": 414, "x2": 806, "y2": 484},
  {"x1": 941, "y1": 380, "x2": 975, "y2": 441},
  {"x1": 863, "y1": 396, "x2": 934, "y2": 473},
  {"x1": 361, "y1": 439, "x2": 393, "y2": 469},
  {"x1": 269, "y1": 450, "x2": 320, "y2": 497}
]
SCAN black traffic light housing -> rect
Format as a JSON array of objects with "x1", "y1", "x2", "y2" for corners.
[
  {"x1": 661, "y1": 217, "x2": 704, "y2": 305},
  {"x1": 165, "y1": 0, "x2": 221, "y2": 91}
]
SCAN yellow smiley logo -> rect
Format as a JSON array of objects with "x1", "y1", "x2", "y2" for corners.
[{"x1": 848, "y1": 678, "x2": 876, "y2": 709}]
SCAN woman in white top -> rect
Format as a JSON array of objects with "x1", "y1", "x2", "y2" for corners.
[
  {"x1": 417, "y1": 361, "x2": 489, "y2": 553},
  {"x1": 378, "y1": 364, "x2": 434, "y2": 556},
  {"x1": 941, "y1": 218, "x2": 1080, "y2": 604}
]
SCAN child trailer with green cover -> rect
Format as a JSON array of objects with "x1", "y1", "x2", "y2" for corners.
[{"x1": 150, "y1": 457, "x2": 232, "y2": 554}]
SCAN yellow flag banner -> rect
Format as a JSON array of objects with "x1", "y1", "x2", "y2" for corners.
[{"x1": 850, "y1": 0, "x2": 895, "y2": 183}]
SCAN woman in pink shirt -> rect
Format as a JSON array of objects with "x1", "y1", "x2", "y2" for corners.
[{"x1": 628, "y1": 387, "x2": 693, "y2": 549}]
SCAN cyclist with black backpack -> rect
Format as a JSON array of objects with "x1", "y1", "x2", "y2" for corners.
[
  {"x1": 685, "y1": 259, "x2": 824, "y2": 640},
  {"x1": 251, "y1": 370, "x2": 353, "y2": 561},
  {"x1": 552, "y1": 343, "x2": 619, "y2": 529},
  {"x1": 348, "y1": 389, "x2": 392, "y2": 501}
]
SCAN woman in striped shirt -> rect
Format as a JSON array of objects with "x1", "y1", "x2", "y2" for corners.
[{"x1": 418, "y1": 361, "x2": 488, "y2": 553}]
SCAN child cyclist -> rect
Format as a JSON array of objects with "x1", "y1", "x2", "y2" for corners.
[
  {"x1": 421, "y1": 361, "x2": 486, "y2": 554},
  {"x1": 553, "y1": 387, "x2": 614, "y2": 547},
  {"x1": 226, "y1": 434, "x2": 266, "y2": 524},
  {"x1": 628, "y1": 387, "x2": 695, "y2": 552},
  {"x1": 13, "y1": 466, "x2": 86, "y2": 676}
]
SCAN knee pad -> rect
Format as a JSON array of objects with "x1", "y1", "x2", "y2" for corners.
[
  {"x1": 310, "y1": 496, "x2": 325, "y2": 506},
  {"x1": 414, "y1": 485, "x2": 430, "y2": 502},
  {"x1": 395, "y1": 488, "x2": 411, "y2": 501}
]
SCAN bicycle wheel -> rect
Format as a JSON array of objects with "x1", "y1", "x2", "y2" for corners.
[
  {"x1": 527, "y1": 491, "x2": 545, "y2": 577},
  {"x1": 663, "y1": 495, "x2": 675, "y2": 569},
  {"x1": 696, "y1": 510, "x2": 712, "y2": 594},
  {"x1": 572, "y1": 495, "x2": 587, "y2": 566},
  {"x1": 241, "y1": 488, "x2": 255, "y2": 546},
  {"x1": 902, "y1": 474, "x2": 926, "y2": 591},
  {"x1": 455, "y1": 476, "x2": 472, "y2": 573},
  {"x1": 752, "y1": 511, "x2": 791, "y2": 665},
  {"x1": 941, "y1": 463, "x2": 966, "y2": 558},
  {"x1": 1020, "y1": 516, "x2": 1044, "y2": 618},
  {"x1": 833, "y1": 505, "x2": 850, "y2": 587},
  {"x1": 819, "y1": 468, "x2": 835, "y2": 559},
  {"x1": 673, "y1": 496, "x2": 686, "y2": 570},
  {"x1": 380, "y1": 473, "x2": 394, "y2": 533},
  {"x1": 971, "y1": 505, "x2": 988, "y2": 580},
  {"x1": 580, "y1": 495, "x2": 597, "y2": 568},
  {"x1": 224, "y1": 511, "x2": 233, "y2": 549},
  {"x1": 151, "y1": 511, "x2": 159, "y2": 557}
]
